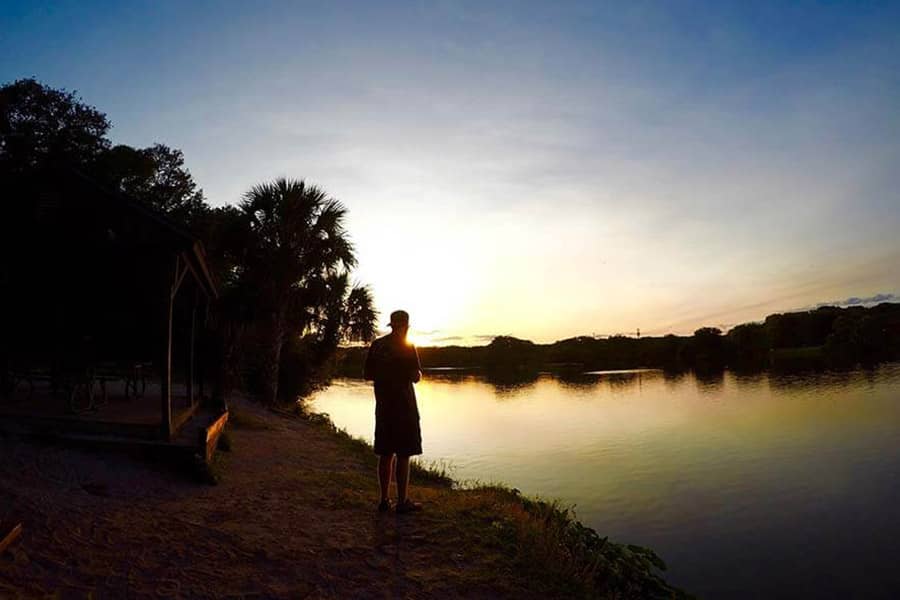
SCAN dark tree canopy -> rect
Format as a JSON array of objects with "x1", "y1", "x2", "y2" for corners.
[
  {"x1": 100, "y1": 143, "x2": 207, "y2": 225},
  {"x1": 1, "y1": 79, "x2": 207, "y2": 226},
  {"x1": 0, "y1": 78, "x2": 111, "y2": 173}
]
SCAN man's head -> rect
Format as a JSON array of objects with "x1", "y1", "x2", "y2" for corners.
[{"x1": 389, "y1": 310, "x2": 410, "y2": 339}]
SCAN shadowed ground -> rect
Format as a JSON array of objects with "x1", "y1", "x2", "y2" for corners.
[{"x1": 0, "y1": 395, "x2": 553, "y2": 599}]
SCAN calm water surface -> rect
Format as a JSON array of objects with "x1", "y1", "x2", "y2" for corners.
[{"x1": 309, "y1": 364, "x2": 900, "y2": 598}]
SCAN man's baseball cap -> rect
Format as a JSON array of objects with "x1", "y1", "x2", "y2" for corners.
[{"x1": 388, "y1": 310, "x2": 409, "y2": 327}]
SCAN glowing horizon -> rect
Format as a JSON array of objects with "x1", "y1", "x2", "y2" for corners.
[{"x1": 383, "y1": 290, "x2": 900, "y2": 348}]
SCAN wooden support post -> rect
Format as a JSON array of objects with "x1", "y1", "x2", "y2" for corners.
[
  {"x1": 187, "y1": 285, "x2": 196, "y2": 408},
  {"x1": 198, "y1": 306, "x2": 205, "y2": 405},
  {"x1": 199, "y1": 300, "x2": 210, "y2": 403},
  {"x1": 198, "y1": 338, "x2": 205, "y2": 403},
  {"x1": 161, "y1": 256, "x2": 176, "y2": 440}
]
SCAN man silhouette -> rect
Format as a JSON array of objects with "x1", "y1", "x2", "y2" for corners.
[{"x1": 364, "y1": 310, "x2": 423, "y2": 514}]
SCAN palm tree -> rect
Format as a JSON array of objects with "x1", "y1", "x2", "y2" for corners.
[
  {"x1": 343, "y1": 284, "x2": 378, "y2": 343},
  {"x1": 239, "y1": 178, "x2": 357, "y2": 404}
]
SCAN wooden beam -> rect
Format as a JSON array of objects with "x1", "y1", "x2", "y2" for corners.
[
  {"x1": 187, "y1": 285, "x2": 196, "y2": 408},
  {"x1": 170, "y1": 254, "x2": 191, "y2": 300},
  {"x1": 198, "y1": 298, "x2": 206, "y2": 403},
  {"x1": 161, "y1": 257, "x2": 176, "y2": 440},
  {"x1": 192, "y1": 240, "x2": 218, "y2": 297},
  {"x1": 199, "y1": 410, "x2": 229, "y2": 463},
  {"x1": 0, "y1": 523, "x2": 22, "y2": 554},
  {"x1": 179, "y1": 254, "x2": 206, "y2": 298}
]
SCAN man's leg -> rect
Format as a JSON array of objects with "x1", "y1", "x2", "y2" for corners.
[
  {"x1": 395, "y1": 455, "x2": 411, "y2": 503},
  {"x1": 378, "y1": 454, "x2": 395, "y2": 502}
]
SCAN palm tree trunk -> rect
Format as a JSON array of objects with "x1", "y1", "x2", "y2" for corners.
[{"x1": 260, "y1": 309, "x2": 286, "y2": 404}]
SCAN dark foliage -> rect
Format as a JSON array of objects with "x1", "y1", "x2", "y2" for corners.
[
  {"x1": 0, "y1": 78, "x2": 110, "y2": 174},
  {"x1": 338, "y1": 303, "x2": 900, "y2": 376},
  {"x1": 1, "y1": 78, "x2": 378, "y2": 404},
  {"x1": 99, "y1": 143, "x2": 208, "y2": 226}
]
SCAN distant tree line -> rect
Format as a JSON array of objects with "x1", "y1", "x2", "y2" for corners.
[
  {"x1": 1, "y1": 78, "x2": 378, "y2": 403},
  {"x1": 338, "y1": 303, "x2": 900, "y2": 376}
]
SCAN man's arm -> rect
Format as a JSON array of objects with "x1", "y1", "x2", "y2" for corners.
[
  {"x1": 410, "y1": 345, "x2": 422, "y2": 383},
  {"x1": 364, "y1": 341, "x2": 377, "y2": 381}
]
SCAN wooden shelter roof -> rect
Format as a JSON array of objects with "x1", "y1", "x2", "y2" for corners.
[{"x1": 12, "y1": 166, "x2": 218, "y2": 298}]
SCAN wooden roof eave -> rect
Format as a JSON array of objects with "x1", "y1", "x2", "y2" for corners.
[
  {"x1": 60, "y1": 167, "x2": 218, "y2": 299},
  {"x1": 185, "y1": 241, "x2": 218, "y2": 299}
]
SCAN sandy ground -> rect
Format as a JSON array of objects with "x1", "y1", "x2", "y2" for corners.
[{"x1": 0, "y1": 395, "x2": 541, "y2": 599}]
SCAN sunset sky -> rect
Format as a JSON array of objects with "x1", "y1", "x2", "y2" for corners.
[{"x1": 3, "y1": 1, "x2": 898, "y2": 344}]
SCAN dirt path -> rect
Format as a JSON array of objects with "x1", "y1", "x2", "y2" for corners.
[{"x1": 0, "y1": 396, "x2": 542, "y2": 599}]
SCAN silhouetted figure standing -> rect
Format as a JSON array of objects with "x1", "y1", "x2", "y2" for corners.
[{"x1": 364, "y1": 310, "x2": 423, "y2": 514}]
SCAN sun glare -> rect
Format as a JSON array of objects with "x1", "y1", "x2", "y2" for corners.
[{"x1": 405, "y1": 330, "x2": 426, "y2": 347}]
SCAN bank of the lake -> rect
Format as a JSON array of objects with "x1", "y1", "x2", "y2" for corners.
[
  {"x1": 0, "y1": 393, "x2": 685, "y2": 599},
  {"x1": 312, "y1": 364, "x2": 900, "y2": 599}
]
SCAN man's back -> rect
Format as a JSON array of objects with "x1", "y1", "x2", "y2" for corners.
[{"x1": 364, "y1": 334, "x2": 420, "y2": 385}]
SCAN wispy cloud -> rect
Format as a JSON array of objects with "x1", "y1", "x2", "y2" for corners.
[
  {"x1": 811, "y1": 293, "x2": 899, "y2": 309},
  {"x1": 473, "y1": 334, "x2": 503, "y2": 342}
]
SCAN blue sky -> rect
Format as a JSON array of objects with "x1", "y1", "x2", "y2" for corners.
[{"x1": 3, "y1": 1, "x2": 899, "y2": 342}]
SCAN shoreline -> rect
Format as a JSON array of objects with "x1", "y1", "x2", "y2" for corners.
[
  {"x1": 0, "y1": 392, "x2": 687, "y2": 598},
  {"x1": 291, "y1": 394, "x2": 688, "y2": 598}
]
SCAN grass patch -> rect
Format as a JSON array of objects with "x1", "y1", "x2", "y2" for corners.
[
  {"x1": 411, "y1": 458, "x2": 454, "y2": 487},
  {"x1": 442, "y1": 485, "x2": 691, "y2": 599},
  {"x1": 514, "y1": 495, "x2": 688, "y2": 598}
]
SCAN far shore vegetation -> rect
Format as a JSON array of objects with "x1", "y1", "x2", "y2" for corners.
[{"x1": 338, "y1": 302, "x2": 900, "y2": 378}]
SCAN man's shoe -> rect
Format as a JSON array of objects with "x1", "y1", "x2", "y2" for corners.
[
  {"x1": 377, "y1": 499, "x2": 392, "y2": 513},
  {"x1": 395, "y1": 499, "x2": 423, "y2": 514}
]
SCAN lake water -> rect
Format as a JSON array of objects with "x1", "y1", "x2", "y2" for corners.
[{"x1": 308, "y1": 364, "x2": 900, "y2": 598}]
